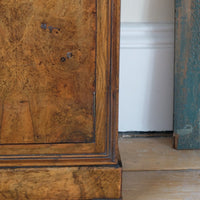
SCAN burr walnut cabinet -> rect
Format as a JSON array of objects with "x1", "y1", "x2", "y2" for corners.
[{"x1": 0, "y1": 0, "x2": 121, "y2": 199}]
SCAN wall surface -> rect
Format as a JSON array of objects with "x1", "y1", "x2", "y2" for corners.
[
  {"x1": 121, "y1": 0, "x2": 174, "y2": 23},
  {"x1": 119, "y1": 0, "x2": 175, "y2": 131}
]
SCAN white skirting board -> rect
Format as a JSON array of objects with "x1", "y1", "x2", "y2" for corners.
[{"x1": 119, "y1": 23, "x2": 174, "y2": 132}]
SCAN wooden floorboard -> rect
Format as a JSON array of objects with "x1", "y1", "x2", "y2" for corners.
[
  {"x1": 119, "y1": 137, "x2": 200, "y2": 171},
  {"x1": 119, "y1": 137, "x2": 200, "y2": 199},
  {"x1": 123, "y1": 170, "x2": 200, "y2": 200}
]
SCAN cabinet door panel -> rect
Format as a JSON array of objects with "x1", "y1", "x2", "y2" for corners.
[
  {"x1": 0, "y1": 0, "x2": 120, "y2": 167},
  {"x1": 0, "y1": 0, "x2": 96, "y2": 144}
]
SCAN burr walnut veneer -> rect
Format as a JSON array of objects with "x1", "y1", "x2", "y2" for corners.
[{"x1": 0, "y1": 0, "x2": 121, "y2": 199}]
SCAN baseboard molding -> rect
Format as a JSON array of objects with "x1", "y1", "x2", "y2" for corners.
[
  {"x1": 120, "y1": 22, "x2": 174, "y2": 49},
  {"x1": 119, "y1": 131, "x2": 173, "y2": 138},
  {"x1": 119, "y1": 22, "x2": 174, "y2": 132}
]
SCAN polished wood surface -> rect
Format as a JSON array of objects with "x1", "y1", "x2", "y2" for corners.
[
  {"x1": 0, "y1": 1, "x2": 121, "y2": 199},
  {"x1": 0, "y1": 0, "x2": 121, "y2": 167},
  {"x1": 0, "y1": 166, "x2": 122, "y2": 200},
  {"x1": 0, "y1": 0, "x2": 96, "y2": 144}
]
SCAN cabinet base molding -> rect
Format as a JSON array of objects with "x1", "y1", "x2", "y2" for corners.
[
  {"x1": 93, "y1": 199, "x2": 122, "y2": 200},
  {"x1": 0, "y1": 164, "x2": 122, "y2": 200}
]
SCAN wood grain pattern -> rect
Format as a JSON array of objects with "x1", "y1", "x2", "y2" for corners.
[
  {"x1": 123, "y1": 170, "x2": 200, "y2": 200},
  {"x1": 0, "y1": 1, "x2": 122, "y2": 199},
  {"x1": 119, "y1": 137, "x2": 200, "y2": 171},
  {"x1": 110, "y1": 0, "x2": 121, "y2": 162},
  {"x1": 0, "y1": 0, "x2": 121, "y2": 167},
  {"x1": 174, "y1": 0, "x2": 200, "y2": 149},
  {"x1": 120, "y1": 137, "x2": 200, "y2": 199},
  {"x1": 0, "y1": 166, "x2": 122, "y2": 200},
  {"x1": 0, "y1": 0, "x2": 96, "y2": 144}
]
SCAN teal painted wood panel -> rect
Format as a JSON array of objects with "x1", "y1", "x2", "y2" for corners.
[{"x1": 174, "y1": 0, "x2": 200, "y2": 149}]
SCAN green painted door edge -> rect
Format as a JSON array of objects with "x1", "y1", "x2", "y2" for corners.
[{"x1": 174, "y1": 0, "x2": 200, "y2": 149}]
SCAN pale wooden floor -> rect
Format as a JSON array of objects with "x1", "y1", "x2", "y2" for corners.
[{"x1": 119, "y1": 137, "x2": 200, "y2": 200}]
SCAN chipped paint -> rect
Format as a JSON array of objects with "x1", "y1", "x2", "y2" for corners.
[
  {"x1": 174, "y1": 0, "x2": 200, "y2": 149},
  {"x1": 177, "y1": 124, "x2": 193, "y2": 136}
]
